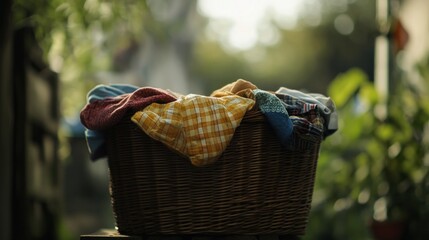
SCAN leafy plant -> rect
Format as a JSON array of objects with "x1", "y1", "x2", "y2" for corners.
[{"x1": 305, "y1": 59, "x2": 429, "y2": 239}]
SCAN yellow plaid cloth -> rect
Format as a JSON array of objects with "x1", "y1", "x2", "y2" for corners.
[
  {"x1": 210, "y1": 79, "x2": 257, "y2": 99},
  {"x1": 131, "y1": 94, "x2": 255, "y2": 166}
]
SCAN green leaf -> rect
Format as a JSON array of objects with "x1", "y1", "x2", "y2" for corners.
[
  {"x1": 359, "y1": 82, "x2": 379, "y2": 106},
  {"x1": 375, "y1": 123, "x2": 396, "y2": 142},
  {"x1": 419, "y1": 96, "x2": 429, "y2": 115},
  {"x1": 328, "y1": 68, "x2": 369, "y2": 108}
]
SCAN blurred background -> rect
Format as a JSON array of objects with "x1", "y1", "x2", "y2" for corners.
[{"x1": 1, "y1": 0, "x2": 428, "y2": 239}]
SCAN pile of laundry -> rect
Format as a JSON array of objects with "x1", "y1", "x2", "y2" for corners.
[{"x1": 80, "y1": 79, "x2": 337, "y2": 167}]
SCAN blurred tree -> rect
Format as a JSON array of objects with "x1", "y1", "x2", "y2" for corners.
[
  {"x1": 12, "y1": 0, "x2": 377, "y2": 113},
  {"x1": 191, "y1": 0, "x2": 376, "y2": 95},
  {"x1": 13, "y1": 0, "x2": 152, "y2": 117}
]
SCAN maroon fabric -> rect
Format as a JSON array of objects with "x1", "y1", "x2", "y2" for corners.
[{"x1": 80, "y1": 87, "x2": 177, "y2": 130}]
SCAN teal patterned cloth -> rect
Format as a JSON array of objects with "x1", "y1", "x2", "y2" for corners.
[{"x1": 253, "y1": 89, "x2": 294, "y2": 147}]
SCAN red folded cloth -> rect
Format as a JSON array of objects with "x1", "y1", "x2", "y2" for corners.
[{"x1": 80, "y1": 87, "x2": 177, "y2": 130}]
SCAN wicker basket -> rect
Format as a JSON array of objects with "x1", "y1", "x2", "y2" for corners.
[{"x1": 106, "y1": 110, "x2": 321, "y2": 236}]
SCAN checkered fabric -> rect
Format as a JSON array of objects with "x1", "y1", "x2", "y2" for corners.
[
  {"x1": 131, "y1": 94, "x2": 255, "y2": 166},
  {"x1": 275, "y1": 93, "x2": 326, "y2": 133},
  {"x1": 210, "y1": 79, "x2": 257, "y2": 99}
]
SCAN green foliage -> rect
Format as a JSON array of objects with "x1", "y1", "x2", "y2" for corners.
[
  {"x1": 328, "y1": 68, "x2": 373, "y2": 108},
  {"x1": 13, "y1": 0, "x2": 152, "y2": 117},
  {"x1": 305, "y1": 57, "x2": 429, "y2": 239}
]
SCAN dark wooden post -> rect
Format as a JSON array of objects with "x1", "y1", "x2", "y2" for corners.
[
  {"x1": 11, "y1": 26, "x2": 61, "y2": 240},
  {"x1": 0, "y1": 0, "x2": 13, "y2": 239}
]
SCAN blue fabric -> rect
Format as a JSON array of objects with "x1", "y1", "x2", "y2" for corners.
[
  {"x1": 85, "y1": 84, "x2": 139, "y2": 160},
  {"x1": 85, "y1": 129, "x2": 107, "y2": 160},
  {"x1": 87, "y1": 84, "x2": 139, "y2": 103},
  {"x1": 253, "y1": 89, "x2": 294, "y2": 148}
]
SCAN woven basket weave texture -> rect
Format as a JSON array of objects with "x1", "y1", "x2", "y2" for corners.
[{"x1": 107, "y1": 110, "x2": 321, "y2": 236}]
